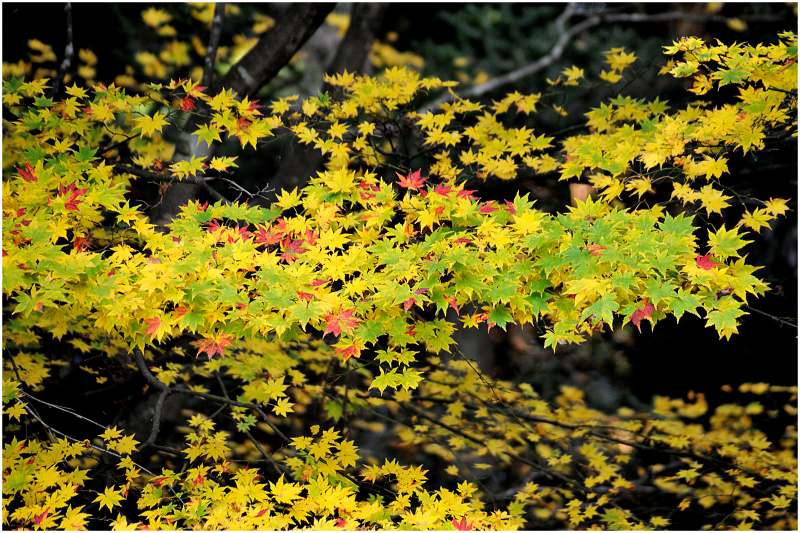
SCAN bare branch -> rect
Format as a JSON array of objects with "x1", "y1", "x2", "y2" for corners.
[{"x1": 202, "y1": 3, "x2": 226, "y2": 89}]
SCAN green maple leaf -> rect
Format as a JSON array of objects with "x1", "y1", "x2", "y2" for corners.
[
  {"x1": 488, "y1": 306, "x2": 513, "y2": 330},
  {"x1": 705, "y1": 298, "x2": 746, "y2": 340},
  {"x1": 671, "y1": 289, "x2": 702, "y2": 321},
  {"x1": 708, "y1": 226, "x2": 749, "y2": 259},
  {"x1": 580, "y1": 293, "x2": 619, "y2": 326},
  {"x1": 194, "y1": 123, "x2": 222, "y2": 145}
]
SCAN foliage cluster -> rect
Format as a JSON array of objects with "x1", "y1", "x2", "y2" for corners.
[{"x1": 1, "y1": 6, "x2": 797, "y2": 530}]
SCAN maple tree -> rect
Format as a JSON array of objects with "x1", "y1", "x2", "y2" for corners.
[{"x1": 2, "y1": 4, "x2": 798, "y2": 531}]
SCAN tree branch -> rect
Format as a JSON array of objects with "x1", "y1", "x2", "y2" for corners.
[
  {"x1": 52, "y1": 2, "x2": 74, "y2": 98},
  {"x1": 214, "y1": 3, "x2": 336, "y2": 98},
  {"x1": 326, "y1": 3, "x2": 388, "y2": 78},
  {"x1": 423, "y1": 6, "x2": 779, "y2": 109},
  {"x1": 202, "y1": 3, "x2": 226, "y2": 89},
  {"x1": 114, "y1": 163, "x2": 231, "y2": 204}
]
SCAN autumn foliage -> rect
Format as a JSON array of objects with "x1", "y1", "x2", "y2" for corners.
[{"x1": 2, "y1": 5, "x2": 798, "y2": 531}]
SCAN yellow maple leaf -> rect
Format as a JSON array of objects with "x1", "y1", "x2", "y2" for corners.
[
  {"x1": 697, "y1": 184, "x2": 731, "y2": 215},
  {"x1": 134, "y1": 112, "x2": 169, "y2": 137},
  {"x1": 208, "y1": 156, "x2": 238, "y2": 173},
  {"x1": 94, "y1": 486, "x2": 125, "y2": 512},
  {"x1": 142, "y1": 7, "x2": 171, "y2": 27},
  {"x1": 5, "y1": 401, "x2": 27, "y2": 421}
]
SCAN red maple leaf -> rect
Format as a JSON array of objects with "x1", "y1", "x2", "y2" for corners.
[
  {"x1": 457, "y1": 188, "x2": 477, "y2": 200},
  {"x1": 195, "y1": 334, "x2": 233, "y2": 359},
  {"x1": 280, "y1": 237, "x2": 305, "y2": 262},
  {"x1": 402, "y1": 297, "x2": 416, "y2": 310},
  {"x1": 297, "y1": 291, "x2": 314, "y2": 302},
  {"x1": 336, "y1": 344, "x2": 360, "y2": 362},
  {"x1": 396, "y1": 169, "x2": 427, "y2": 190},
  {"x1": 504, "y1": 200, "x2": 517, "y2": 214},
  {"x1": 445, "y1": 295, "x2": 460, "y2": 315},
  {"x1": 305, "y1": 229, "x2": 318, "y2": 245},
  {"x1": 433, "y1": 183, "x2": 452, "y2": 196},
  {"x1": 206, "y1": 219, "x2": 221, "y2": 234},
  {"x1": 58, "y1": 182, "x2": 88, "y2": 211},
  {"x1": 479, "y1": 201, "x2": 497, "y2": 214},
  {"x1": 179, "y1": 97, "x2": 196, "y2": 112},
  {"x1": 630, "y1": 299, "x2": 655, "y2": 332},
  {"x1": 72, "y1": 235, "x2": 91, "y2": 251},
  {"x1": 145, "y1": 317, "x2": 161, "y2": 337},
  {"x1": 452, "y1": 516, "x2": 473, "y2": 531},
  {"x1": 323, "y1": 309, "x2": 361, "y2": 337},
  {"x1": 254, "y1": 225, "x2": 283, "y2": 246},
  {"x1": 236, "y1": 225, "x2": 251, "y2": 240},
  {"x1": 587, "y1": 244, "x2": 607, "y2": 256},
  {"x1": 16, "y1": 162, "x2": 37, "y2": 182},
  {"x1": 33, "y1": 508, "x2": 49, "y2": 526},
  {"x1": 696, "y1": 254, "x2": 720, "y2": 270}
]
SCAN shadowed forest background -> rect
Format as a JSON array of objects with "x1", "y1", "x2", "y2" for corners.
[{"x1": 2, "y1": 2, "x2": 798, "y2": 530}]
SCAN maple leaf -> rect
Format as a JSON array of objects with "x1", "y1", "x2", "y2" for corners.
[
  {"x1": 336, "y1": 343, "x2": 361, "y2": 362},
  {"x1": 58, "y1": 182, "x2": 88, "y2": 211},
  {"x1": 452, "y1": 516, "x2": 474, "y2": 531},
  {"x1": 34, "y1": 508, "x2": 49, "y2": 526},
  {"x1": 195, "y1": 334, "x2": 233, "y2": 359},
  {"x1": 134, "y1": 111, "x2": 169, "y2": 137},
  {"x1": 396, "y1": 169, "x2": 427, "y2": 190},
  {"x1": 587, "y1": 244, "x2": 607, "y2": 256},
  {"x1": 433, "y1": 183, "x2": 453, "y2": 196},
  {"x1": 323, "y1": 309, "x2": 360, "y2": 337},
  {"x1": 479, "y1": 201, "x2": 497, "y2": 214},
  {"x1": 630, "y1": 299, "x2": 655, "y2": 332},
  {"x1": 253, "y1": 225, "x2": 283, "y2": 246},
  {"x1": 144, "y1": 317, "x2": 161, "y2": 337},
  {"x1": 696, "y1": 254, "x2": 720, "y2": 270},
  {"x1": 94, "y1": 486, "x2": 125, "y2": 512},
  {"x1": 179, "y1": 97, "x2": 196, "y2": 112},
  {"x1": 16, "y1": 162, "x2": 37, "y2": 182}
]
